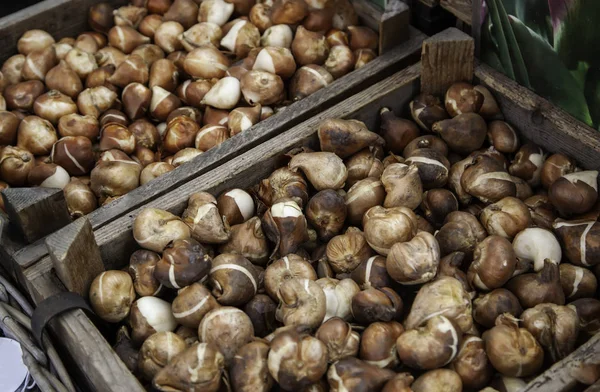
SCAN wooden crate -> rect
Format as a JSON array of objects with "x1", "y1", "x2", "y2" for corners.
[
  {"x1": 0, "y1": 0, "x2": 425, "y2": 286},
  {"x1": 440, "y1": 0, "x2": 472, "y2": 25},
  {"x1": 19, "y1": 28, "x2": 600, "y2": 391}
]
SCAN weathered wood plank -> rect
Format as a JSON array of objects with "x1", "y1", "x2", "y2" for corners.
[
  {"x1": 522, "y1": 333, "x2": 600, "y2": 392},
  {"x1": 474, "y1": 61, "x2": 600, "y2": 171},
  {"x1": 45, "y1": 218, "x2": 104, "y2": 296},
  {"x1": 0, "y1": 0, "x2": 127, "y2": 62},
  {"x1": 26, "y1": 270, "x2": 145, "y2": 392},
  {"x1": 1, "y1": 188, "x2": 71, "y2": 243},
  {"x1": 351, "y1": 0, "x2": 385, "y2": 31},
  {"x1": 421, "y1": 27, "x2": 474, "y2": 95},
  {"x1": 440, "y1": 0, "x2": 472, "y2": 25},
  {"x1": 380, "y1": 0, "x2": 411, "y2": 55}
]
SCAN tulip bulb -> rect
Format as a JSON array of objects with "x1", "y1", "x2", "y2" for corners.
[
  {"x1": 289, "y1": 64, "x2": 333, "y2": 101},
  {"x1": 482, "y1": 314, "x2": 544, "y2": 377},
  {"x1": 201, "y1": 76, "x2": 241, "y2": 109},
  {"x1": 220, "y1": 20, "x2": 260, "y2": 59},
  {"x1": 291, "y1": 26, "x2": 329, "y2": 66},
  {"x1": 405, "y1": 276, "x2": 473, "y2": 333},
  {"x1": 153, "y1": 342, "x2": 225, "y2": 392},
  {"x1": 133, "y1": 208, "x2": 191, "y2": 252},
  {"x1": 261, "y1": 24, "x2": 293, "y2": 48},
  {"x1": 289, "y1": 151, "x2": 347, "y2": 190},
  {"x1": 238, "y1": 70, "x2": 284, "y2": 106},
  {"x1": 183, "y1": 46, "x2": 230, "y2": 79},
  {"x1": 253, "y1": 47, "x2": 297, "y2": 79},
  {"x1": 179, "y1": 22, "x2": 223, "y2": 50},
  {"x1": 199, "y1": 0, "x2": 235, "y2": 26},
  {"x1": 512, "y1": 228, "x2": 561, "y2": 271}
]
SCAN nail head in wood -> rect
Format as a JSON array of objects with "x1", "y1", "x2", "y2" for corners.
[
  {"x1": 420, "y1": 27, "x2": 475, "y2": 95},
  {"x1": 1, "y1": 187, "x2": 71, "y2": 243},
  {"x1": 45, "y1": 217, "x2": 105, "y2": 297}
]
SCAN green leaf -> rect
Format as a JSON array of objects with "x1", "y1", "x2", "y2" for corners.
[
  {"x1": 571, "y1": 61, "x2": 589, "y2": 90},
  {"x1": 481, "y1": 14, "x2": 507, "y2": 74},
  {"x1": 510, "y1": 16, "x2": 593, "y2": 125},
  {"x1": 486, "y1": 0, "x2": 516, "y2": 80},
  {"x1": 555, "y1": 0, "x2": 600, "y2": 69},
  {"x1": 584, "y1": 66, "x2": 600, "y2": 127},
  {"x1": 495, "y1": 0, "x2": 531, "y2": 87},
  {"x1": 502, "y1": 0, "x2": 553, "y2": 44}
]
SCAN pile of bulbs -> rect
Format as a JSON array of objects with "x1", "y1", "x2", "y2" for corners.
[
  {"x1": 0, "y1": 0, "x2": 378, "y2": 217},
  {"x1": 89, "y1": 82, "x2": 600, "y2": 392}
]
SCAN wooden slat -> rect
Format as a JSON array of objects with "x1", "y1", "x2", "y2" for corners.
[
  {"x1": 421, "y1": 27, "x2": 474, "y2": 95},
  {"x1": 440, "y1": 0, "x2": 472, "y2": 25},
  {"x1": 2, "y1": 187, "x2": 71, "y2": 244},
  {"x1": 45, "y1": 217, "x2": 104, "y2": 296},
  {"x1": 352, "y1": 0, "x2": 386, "y2": 32},
  {"x1": 474, "y1": 61, "x2": 600, "y2": 170},
  {"x1": 26, "y1": 270, "x2": 145, "y2": 392},
  {"x1": 0, "y1": 0, "x2": 126, "y2": 62},
  {"x1": 11, "y1": 28, "x2": 426, "y2": 273},
  {"x1": 380, "y1": 0, "x2": 411, "y2": 55},
  {"x1": 522, "y1": 333, "x2": 600, "y2": 392}
]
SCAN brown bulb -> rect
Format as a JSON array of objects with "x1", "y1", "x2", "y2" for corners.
[
  {"x1": 506, "y1": 260, "x2": 565, "y2": 308},
  {"x1": 379, "y1": 107, "x2": 419, "y2": 154},
  {"x1": 483, "y1": 314, "x2": 544, "y2": 377},
  {"x1": 306, "y1": 189, "x2": 347, "y2": 241},
  {"x1": 328, "y1": 357, "x2": 396, "y2": 391},
  {"x1": 559, "y1": 263, "x2": 597, "y2": 300},
  {"x1": 487, "y1": 120, "x2": 520, "y2": 153},
  {"x1": 444, "y1": 82, "x2": 483, "y2": 117},
  {"x1": 154, "y1": 238, "x2": 212, "y2": 289},
  {"x1": 351, "y1": 287, "x2": 402, "y2": 325},
  {"x1": 541, "y1": 153, "x2": 577, "y2": 189},
  {"x1": 244, "y1": 294, "x2": 278, "y2": 338},
  {"x1": 410, "y1": 93, "x2": 449, "y2": 132},
  {"x1": 473, "y1": 288, "x2": 522, "y2": 329},
  {"x1": 89, "y1": 3, "x2": 115, "y2": 34},
  {"x1": 522, "y1": 303, "x2": 579, "y2": 362},
  {"x1": 359, "y1": 321, "x2": 403, "y2": 368},
  {"x1": 209, "y1": 253, "x2": 259, "y2": 306}
]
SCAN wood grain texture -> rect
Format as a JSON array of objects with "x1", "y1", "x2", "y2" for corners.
[
  {"x1": 1, "y1": 187, "x2": 71, "y2": 243},
  {"x1": 0, "y1": 0, "x2": 126, "y2": 63},
  {"x1": 26, "y1": 270, "x2": 145, "y2": 392},
  {"x1": 440, "y1": 0, "x2": 472, "y2": 24},
  {"x1": 351, "y1": 0, "x2": 384, "y2": 31},
  {"x1": 11, "y1": 28, "x2": 425, "y2": 274},
  {"x1": 45, "y1": 217, "x2": 104, "y2": 296},
  {"x1": 522, "y1": 333, "x2": 600, "y2": 392},
  {"x1": 0, "y1": 212, "x2": 19, "y2": 279},
  {"x1": 380, "y1": 0, "x2": 411, "y2": 54},
  {"x1": 421, "y1": 27, "x2": 474, "y2": 95},
  {"x1": 475, "y1": 61, "x2": 600, "y2": 170}
]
